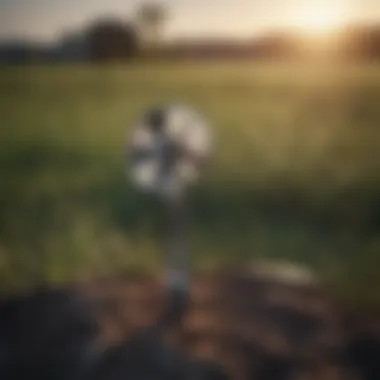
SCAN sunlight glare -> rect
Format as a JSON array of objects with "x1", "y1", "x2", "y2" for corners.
[{"x1": 292, "y1": 2, "x2": 347, "y2": 35}]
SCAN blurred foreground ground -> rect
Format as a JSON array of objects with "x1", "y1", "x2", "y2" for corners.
[{"x1": 2, "y1": 268, "x2": 380, "y2": 380}]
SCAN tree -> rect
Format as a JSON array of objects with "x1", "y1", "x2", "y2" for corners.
[
  {"x1": 341, "y1": 25, "x2": 380, "y2": 61},
  {"x1": 137, "y1": 2, "x2": 167, "y2": 47},
  {"x1": 86, "y1": 19, "x2": 139, "y2": 62}
]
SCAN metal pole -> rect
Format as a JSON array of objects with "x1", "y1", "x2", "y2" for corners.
[{"x1": 161, "y1": 192, "x2": 189, "y2": 328}]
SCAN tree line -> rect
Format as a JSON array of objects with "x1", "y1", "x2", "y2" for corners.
[
  {"x1": 0, "y1": 3, "x2": 380, "y2": 64},
  {"x1": 0, "y1": 2, "x2": 167, "y2": 64}
]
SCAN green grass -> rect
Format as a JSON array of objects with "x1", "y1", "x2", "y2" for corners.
[{"x1": 0, "y1": 62, "x2": 380, "y2": 306}]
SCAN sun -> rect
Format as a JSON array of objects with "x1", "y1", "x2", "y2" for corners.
[{"x1": 292, "y1": 4, "x2": 345, "y2": 35}]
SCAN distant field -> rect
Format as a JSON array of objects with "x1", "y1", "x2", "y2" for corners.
[{"x1": 0, "y1": 62, "x2": 379, "y2": 305}]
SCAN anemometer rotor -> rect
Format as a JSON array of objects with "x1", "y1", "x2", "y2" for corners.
[{"x1": 130, "y1": 104, "x2": 212, "y2": 199}]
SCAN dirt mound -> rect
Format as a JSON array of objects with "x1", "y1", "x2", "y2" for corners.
[
  {"x1": 79, "y1": 269, "x2": 380, "y2": 380},
  {"x1": 0, "y1": 270, "x2": 379, "y2": 380}
]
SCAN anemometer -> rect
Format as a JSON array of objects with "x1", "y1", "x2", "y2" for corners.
[{"x1": 129, "y1": 104, "x2": 212, "y2": 323}]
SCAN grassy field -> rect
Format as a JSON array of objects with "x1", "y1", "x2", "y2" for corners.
[{"x1": 0, "y1": 62, "x2": 379, "y2": 306}]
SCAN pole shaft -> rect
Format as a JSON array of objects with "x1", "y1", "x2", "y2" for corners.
[
  {"x1": 161, "y1": 194, "x2": 189, "y2": 328},
  {"x1": 166, "y1": 195, "x2": 188, "y2": 292}
]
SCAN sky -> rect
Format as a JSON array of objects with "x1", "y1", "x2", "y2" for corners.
[{"x1": 0, "y1": 0, "x2": 379, "y2": 43}]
